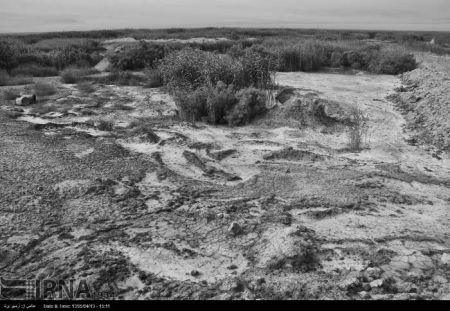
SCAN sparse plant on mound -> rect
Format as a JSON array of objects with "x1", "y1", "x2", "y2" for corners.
[
  {"x1": 347, "y1": 106, "x2": 369, "y2": 151},
  {"x1": 34, "y1": 82, "x2": 57, "y2": 96}
]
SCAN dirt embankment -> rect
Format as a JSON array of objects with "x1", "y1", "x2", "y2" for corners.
[{"x1": 391, "y1": 54, "x2": 450, "y2": 153}]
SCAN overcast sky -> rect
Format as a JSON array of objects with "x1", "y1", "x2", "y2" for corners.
[{"x1": 0, "y1": 0, "x2": 449, "y2": 33}]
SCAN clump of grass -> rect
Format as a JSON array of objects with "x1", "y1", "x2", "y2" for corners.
[
  {"x1": 34, "y1": 82, "x2": 57, "y2": 96},
  {"x1": 3, "y1": 88, "x2": 21, "y2": 100},
  {"x1": 97, "y1": 120, "x2": 114, "y2": 131},
  {"x1": 347, "y1": 106, "x2": 369, "y2": 151}
]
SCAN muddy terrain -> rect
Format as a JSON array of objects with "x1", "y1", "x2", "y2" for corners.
[{"x1": 0, "y1": 53, "x2": 449, "y2": 300}]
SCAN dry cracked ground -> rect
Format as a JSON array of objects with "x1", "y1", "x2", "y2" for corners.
[{"x1": 0, "y1": 53, "x2": 449, "y2": 300}]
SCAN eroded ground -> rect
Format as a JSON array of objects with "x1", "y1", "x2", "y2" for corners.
[{"x1": 0, "y1": 55, "x2": 449, "y2": 300}]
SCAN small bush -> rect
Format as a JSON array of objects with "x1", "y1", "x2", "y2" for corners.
[
  {"x1": 159, "y1": 48, "x2": 240, "y2": 92},
  {"x1": 206, "y1": 81, "x2": 238, "y2": 124},
  {"x1": 3, "y1": 88, "x2": 21, "y2": 100},
  {"x1": 347, "y1": 106, "x2": 369, "y2": 151},
  {"x1": 11, "y1": 64, "x2": 58, "y2": 77},
  {"x1": 109, "y1": 41, "x2": 166, "y2": 70},
  {"x1": 226, "y1": 88, "x2": 267, "y2": 126},
  {"x1": 34, "y1": 82, "x2": 57, "y2": 96},
  {"x1": 174, "y1": 87, "x2": 208, "y2": 123},
  {"x1": 369, "y1": 47, "x2": 417, "y2": 75}
]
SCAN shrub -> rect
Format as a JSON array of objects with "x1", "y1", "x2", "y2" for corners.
[
  {"x1": 236, "y1": 46, "x2": 275, "y2": 89},
  {"x1": 109, "y1": 41, "x2": 166, "y2": 70},
  {"x1": 11, "y1": 64, "x2": 58, "y2": 77},
  {"x1": 206, "y1": 81, "x2": 239, "y2": 124},
  {"x1": 0, "y1": 40, "x2": 18, "y2": 71},
  {"x1": 159, "y1": 48, "x2": 240, "y2": 91},
  {"x1": 173, "y1": 87, "x2": 208, "y2": 123},
  {"x1": 34, "y1": 82, "x2": 57, "y2": 96},
  {"x1": 226, "y1": 88, "x2": 267, "y2": 126},
  {"x1": 159, "y1": 47, "x2": 273, "y2": 92},
  {"x1": 347, "y1": 106, "x2": 369, "y2": 151},
  {"x1": 369, "y1": 47, "x2": 417, "y2": 75},
  {"x1": 3, "y1": 88, "x2": 21, "y2": 100}
]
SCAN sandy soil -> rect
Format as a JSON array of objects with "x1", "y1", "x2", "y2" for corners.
[{"x1": 0, "y1": 59, "x2": 449, "y2": 300}]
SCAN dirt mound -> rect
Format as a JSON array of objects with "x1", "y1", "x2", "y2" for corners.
[
  {"x1": 394, "y1": 54, "x2": 450, "y2": 151},
  {"x1": 269, "y1": 92, "x2": 351, "y2": 128}
]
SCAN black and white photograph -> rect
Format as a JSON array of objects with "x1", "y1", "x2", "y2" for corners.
[{"x1": 0, "y1": 0, "x2": 449, "y2": 306}]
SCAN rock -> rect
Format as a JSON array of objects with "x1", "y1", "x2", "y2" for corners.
[
  {"x1": 207, "y1": 149, "x2": 237, "y2": 161},
  {"x1": 370, "y1": 279, "x2": 384, "y2": 289},
  {"x1": 15, "y1": 94, "x2": 36, "y2": 106},
  {"x1": 441, "y1": 253, "x2": 450, "y2": 265},
  {"x1": 94, "y1": 58, "x2": 111, "y2": 72},
  {"x1": 358, "y1": 291, "x2": 370, "y2": 299},
  {"x1": 339, "y1": 277, "x2": 361, "y2": 291},
  {"x1": 365, "y1": 267, "x2": 382, "y2": 280},
  {"x1": 276, "y1": 87, "x2": 297, "y2": 104},
  {"x1": 228, "y1": 222, "x2": 243, "y2": 236},
  {"x1": 190, "y1": 270, "x2": 201, "y2": 277}
]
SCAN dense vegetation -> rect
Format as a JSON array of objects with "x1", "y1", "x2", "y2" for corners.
[{"x1": 2, "y1": 27, "x2": 448, "y2": 126}]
